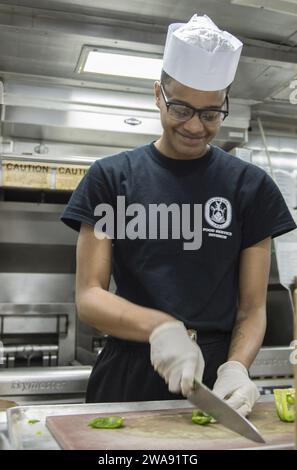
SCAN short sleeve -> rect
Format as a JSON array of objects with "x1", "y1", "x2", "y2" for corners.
[
  {"x1": 60, "y1": 161, "x2": 114, "y2": 232},
  {"x1": 241, "y1": 172, "x2": 296, "y2": 249}
]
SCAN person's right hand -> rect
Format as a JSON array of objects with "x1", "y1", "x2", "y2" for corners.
[{"x1": 149, "y1": 321, "x2": 205, "y2": 396}]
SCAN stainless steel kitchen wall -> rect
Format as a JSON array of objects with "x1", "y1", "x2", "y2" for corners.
[{"x1": 0, "y1": 201, "x2": 77, "y2": 367}]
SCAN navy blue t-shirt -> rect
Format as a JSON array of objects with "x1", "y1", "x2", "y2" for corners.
[{"x1": 61, "y1": 143, "x2": 296, "y2": 335}]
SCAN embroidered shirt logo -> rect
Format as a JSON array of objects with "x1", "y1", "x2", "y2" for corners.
[{"x1": 205, "y1": 197, "x2": 232, "y2": 229}]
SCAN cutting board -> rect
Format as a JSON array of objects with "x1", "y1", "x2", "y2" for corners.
[
  {"x1": 46, "y1": 402, "x2": 294, "y2": 450},
  {"x1": 0, "y1": 400, "x2": 18, "y2": 412}
]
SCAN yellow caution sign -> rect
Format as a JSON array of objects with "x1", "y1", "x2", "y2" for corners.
[
  {"x1": 56, "y1": 165, "x2": 88, "y2": 190},
  {"x1": 2, "y1": 160, "x2": 52, "y2": 188}
]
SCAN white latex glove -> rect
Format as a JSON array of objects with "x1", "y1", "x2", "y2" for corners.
[
  {"x1": 149, "y1": 321, "x2": 205, "y2": 396},
  {"x1": 213, "y1": 361, "x2": 260, "y2": 416}
]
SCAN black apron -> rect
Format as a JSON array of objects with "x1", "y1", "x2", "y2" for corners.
[{"x1": 86, "y1": 332, "x2": 231, "y2": 403}]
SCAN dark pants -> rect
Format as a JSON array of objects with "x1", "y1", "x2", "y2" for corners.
[{"x1": 86, "y1": 334, "x2": 231, "y2": 403}]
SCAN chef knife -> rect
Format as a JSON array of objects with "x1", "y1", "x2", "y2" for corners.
[{"x1": 187, "y1": 381, "x2": 265, "y2": 443}]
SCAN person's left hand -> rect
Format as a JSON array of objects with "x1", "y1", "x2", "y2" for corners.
[{"x1": 212, "y1": 361, "x2": 260, "y2": 417}]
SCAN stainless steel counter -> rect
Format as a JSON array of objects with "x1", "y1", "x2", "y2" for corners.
[
  {"x1": 3, "y1": 395, "x2": 278, "y2": 450},
  {"x1": 0, "y1": 410, "x2": 11, "y2": 449},
  {"x1": 7, "y1": 400, "x2": 193, "y2": 450}
]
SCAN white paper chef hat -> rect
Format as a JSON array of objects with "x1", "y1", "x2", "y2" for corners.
[{"x1": 162, "y1": 14, "x2": 243, "y2": 91}]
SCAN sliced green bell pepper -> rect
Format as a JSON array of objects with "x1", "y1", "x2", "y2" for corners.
[
  {"x1": 88, "y1": 416, "x2": 124, "y2": 429},
  {"x1": 192, "y1": 409, "x2": 216, "y2": 425},
  {"x1": 273, "y1": 388, "x2": 295, "y2": 423}
]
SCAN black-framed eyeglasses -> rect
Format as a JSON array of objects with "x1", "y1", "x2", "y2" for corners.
[{"x1": 160, "y1": 83, "x2": 229, "y2": 126}]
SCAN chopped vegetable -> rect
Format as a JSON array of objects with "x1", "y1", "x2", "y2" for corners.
[
  {"x1": 28, "y1": 419, "x2": 40, "y2": 425},
  {"x1": 192, "y1": 410, "x2": 216, "y2": 425},
  {"x1": 287, "y1": 394, "x2": 295, "y2": 405},
  {"x1": 35, "y1": 431, "x2": 42, "y2": 437},
  {"x1": 273, "y1": 388, "x2": 295, "y2": 423},
  {"x1": 88, "y1": 416, "x2": 124, "y2": 429}
]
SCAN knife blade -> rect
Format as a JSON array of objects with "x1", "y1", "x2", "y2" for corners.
[{"x1": 187, "y1": 381, "x2": 265, "y2": 443}]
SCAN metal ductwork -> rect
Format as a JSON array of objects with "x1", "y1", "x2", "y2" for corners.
[{"x1": 0, "y1": 80, "x2": 250, "y2": 161}]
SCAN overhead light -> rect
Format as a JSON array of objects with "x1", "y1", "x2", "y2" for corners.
[
  {"x1": 77, "y1": 47, "x2": 163, "y2": 80},
  {"x1": 231, "y1": 0, "x2": 297, "y2": 16}
]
